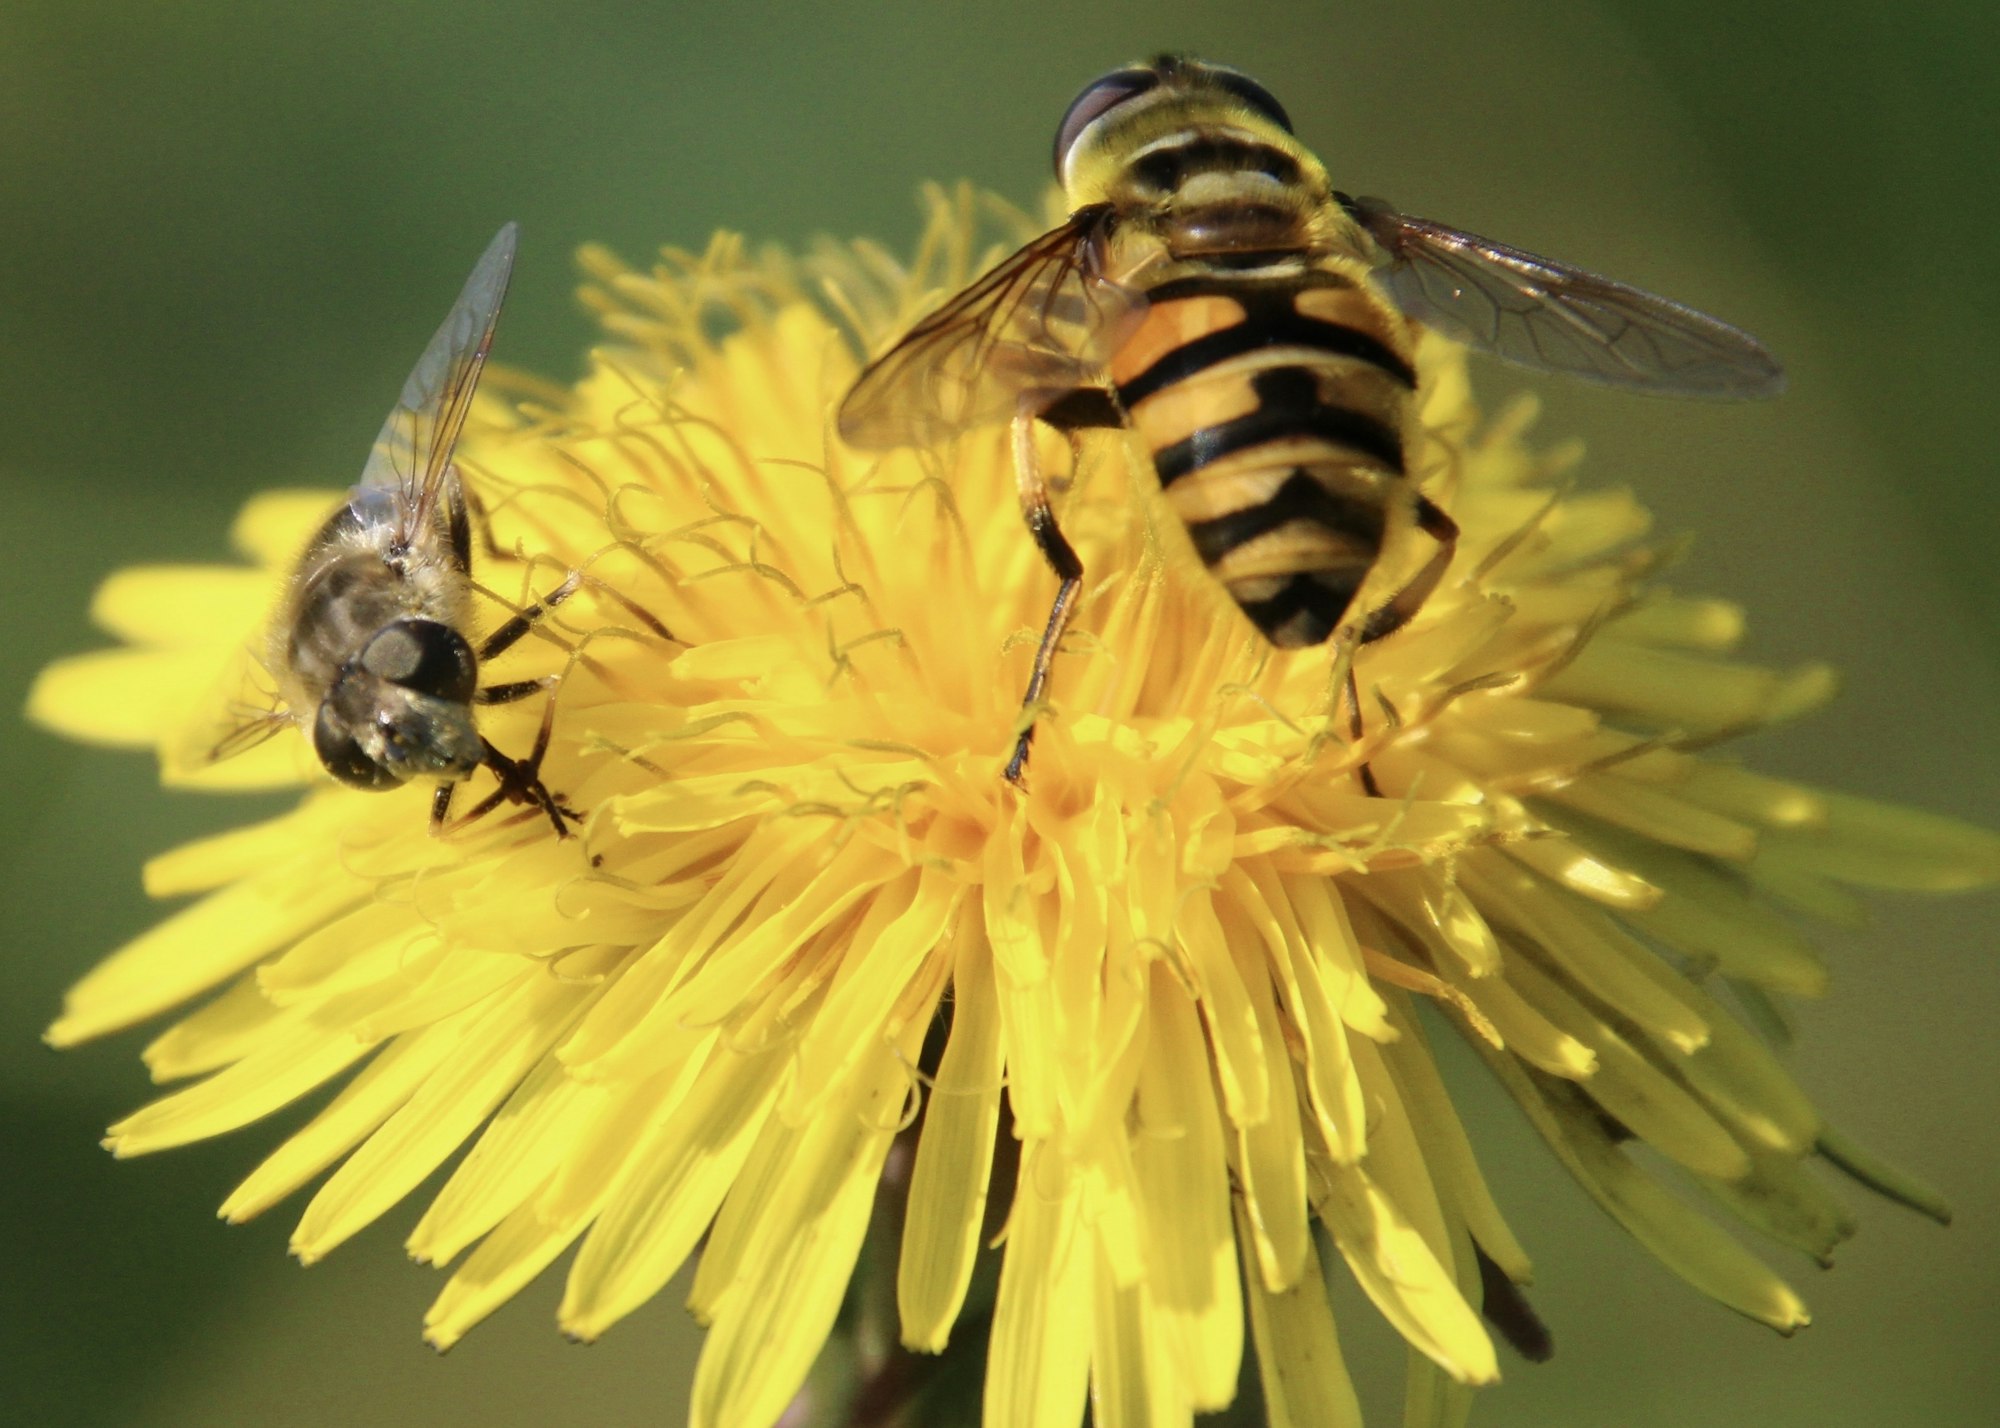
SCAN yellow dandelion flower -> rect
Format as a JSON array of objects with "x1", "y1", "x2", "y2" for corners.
[{"x1": 28, "y1": 187, "x2": 2000, "y2": 1428}]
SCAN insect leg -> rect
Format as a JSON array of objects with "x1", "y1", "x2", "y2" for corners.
[
  {"x1": 431, "y1": 781, "x2": 458, "y2": 834},
  {"x1": 577, "y1": 572, "x2": 678, "y2": 644},
  {"x1": 436, "y1": 673, "x2": 581, "y2": 839},
  {"x1": 1344, "y1": 663, "x2": 1383, "y2": 799},
  {"x1": 1348, "y1": 494, "x2": 1460, "y2": 796},
  {"x1": 457, "y1": 475, "x2": 522, "y2": 568},
  {"x1": 444, "y1": 465, "x2": 474, "y2": 574},
  {"x1": 1004, "y1": 405, "x2": 1085, "y2": 786},
  {"x1": 1358, "y1": 495, "x2": 1459, "y2": 645},
  {"x1": 479, "y1": 571, "x2": 582, "y2": 662},
  {"x1": 476, "y1": 678, "x2": 551, "y2": 706},
  {"x1": 472, "y1": 693, "x2": 578, "y2": 838}
]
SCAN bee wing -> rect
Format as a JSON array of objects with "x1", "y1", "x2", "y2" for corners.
[
  {"x1": 160, "y1": 643, "x2": 311, "y2": 788},
  {"x1": 1346, "y1": 195, "x2": 1783, "y2": 399},
  {"x1": 357, "y1": 222, "x2": 519, "y2": 536},
  {"x1": 839, "y1": 206, "x2": 1140, "y2": 449}
]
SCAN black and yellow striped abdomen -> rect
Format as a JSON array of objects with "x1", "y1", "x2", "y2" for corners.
[{"x1": 1108, "y1": 269, "x2": 1417, "y2": 647}]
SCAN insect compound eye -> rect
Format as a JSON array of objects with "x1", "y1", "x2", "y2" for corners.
[
  {"x1": 1054, "y1": 66, "x2": 1161, "y2": 175},
  {"x1": 359, "y1": 620, "x2": 478, "y2": 704},
  {"x1": 1201, "y1": 63, "x2": 1294, "y2": 134},
  {"x1": 313, "y1": 701, "x2": 402, "y2": 790}
]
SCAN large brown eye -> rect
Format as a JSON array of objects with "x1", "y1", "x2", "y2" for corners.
[
  {"x1": 313, "y1": 702, "x2": 400, "y2": 790},
  {"x1": 1054, "y1": 67, "x2": 1160, "y2": 174},
  {"x1": 1204, "y1": 64, "x2": 1293, "y2": 134},
  {"x1": 359, "y1": 620, "x2": 478, "y2": 704}
]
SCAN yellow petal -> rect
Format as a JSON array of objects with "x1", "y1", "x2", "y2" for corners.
[
  {"x1": 221, "y1": 1025, "x2": 458, "y2": 1223},
  {"x1": 26, "y1": 649, "x2": 212, "y2": 748},
  {"x1": 1239, "y1": 1198, "x2": 1364, "y2": 1428},
  {"x1": 560, "y1": 1043, "x2": 785, "y2": 1340},
  {"x1": 408, "y1": 1058, "x2": 609, "y2": 1267},
  {"x1": 688, "y1": 1039, "x2": 915, "y2": 1428},
  {"x1": 1487, "y1": 1052, "x2": 1810, "y2": 1332},
  {"x1": 231, "y1": 487, "x2": 340, "y2": 565},
  {"x1": 985, "y1": 1149, "x2": 1093, "y2": 1428},
  {"x1": 290, "y1": 970, "x2": 595, "y2": 1262},
  {"x1": 50, "y1": 861, "x2": 368, "y2": 1047},
  {"x1": 899, "y1": 915, "x2": 1006, "y2": 1352},
  {"x1": 1318, "y1": 1161, "x2": 1498, "y2": 1386},
  {"x1": 90, "y1": 565, "x2": 274, "y2": 648}
]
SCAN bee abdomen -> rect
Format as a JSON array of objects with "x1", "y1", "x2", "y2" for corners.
[
  {"x1": 1178, "y1": 463, "x2": 1386, "y2": 646},
  {"x1": 1107, "y1": 270, "x2": 1417, "y2": 647},
  {"x1": 1184, "y1": 466, "x2": 1382, "y2": 567},
  {"x1": 1116, "y1": 301, "x2": 1414, "y2": 407},
  {"x1": 1231, "y1": 569, "x2": 1367, "y2": 648},
  {"x1": 1151, "y1": 367, "x2": 1404, "y2": 482}
]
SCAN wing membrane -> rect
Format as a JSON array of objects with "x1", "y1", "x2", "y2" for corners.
[
  {"x1": 358, "y1": 222, "x2": 518, "y2": 534},
  {"x1": 839, "y1": 206, "x2": 1138, "y2": 449},
  {"x1": 1348, "y1": 196, "x2": 1783, "y2": 399}
]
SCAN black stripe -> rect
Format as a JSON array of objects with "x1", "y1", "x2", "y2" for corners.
[
  {"x1": 1197, "y1": 248, "x2": 1316, "y2": 271},
  {"x1": 1117, "y1": 310, "x2": 1416, "y2": 406},
  {"x1": 1037, "y1": 386, "x2": 1123, "y2": 432},
  {"x1": 1131, "y1": 135, "x2": 1302, "y2": 192},
  {"x1": 1145, "y1": 268, "x2": 1353, "y2": 304},
  {"x1": 1153, "y1": 368, "x2": 1404, "y2": 485},
  {"x1": 1185, "y1": 468, "x2": 1383, "y2": 566},
  {"x1": 1236, "y1": 571, "x2": 1359, "y2": 645}
]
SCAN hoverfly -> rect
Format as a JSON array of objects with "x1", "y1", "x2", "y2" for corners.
[
  {"x1": 219, "y1": 223, "x2": 579, "y2": 835},
  {"x1": 838, "y1": 55, "x2": 1782, "y2": 786}
]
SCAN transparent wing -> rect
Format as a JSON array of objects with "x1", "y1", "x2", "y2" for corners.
[
  {"x1": 358, "y1": 222, "x2": 518, "y2": 534},
  {"x1": 1347, "y1": 196, "x2": 1783, "y2": 399},
  {"x1": 161, "y1": 641, "x2": 309, "y2": 788},
  {"x1": 838, "y1": 206, "x2": 1140, "y2": 449}
]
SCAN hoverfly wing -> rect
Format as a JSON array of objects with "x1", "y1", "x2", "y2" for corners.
[
  {"x1": 160, "y1": 646, "x2": 306, "y2": 788},
  {"x1": 1347, "y1": 196, "x2": 1783, "y2": 400},
  {"x1": 358, "y1": 222, "x2": 519, "y2": 537},
  {"x1": 838, "y1": 205, "x2": 1140, "y2": 450}
]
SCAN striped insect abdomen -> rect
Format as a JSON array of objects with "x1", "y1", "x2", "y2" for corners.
[{"x1": 1109, "y1": 270, "x2": 1417, "y2": 647}]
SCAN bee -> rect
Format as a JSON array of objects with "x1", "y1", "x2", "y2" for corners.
[
  {"x1": 222, "y1": 223, "x2": 579, "y2": 835},
  {"x1": 838, "y1": 55, "x2": 1783, "y2": 786}
]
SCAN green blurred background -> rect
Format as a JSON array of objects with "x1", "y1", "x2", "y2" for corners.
[{"x1": 4, "y1": 2, "x2": 1996, "y2": 1424}]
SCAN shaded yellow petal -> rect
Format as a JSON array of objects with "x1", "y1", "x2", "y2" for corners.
[
  {"x1": 50, "y1": 862, "x2": 368, "y2": 1047},
  {"x1": 1130, "y1": 965, "x2": 1241, "y2": 1410},
  {"x1": 1318, "y1": 1159, "x2": 1497, "y2": 1385},
  {"x1": 985, "y1": 1150, "x2": 1092, "y2": 1428},
  {"x1": 1377, "y1": 996, "x2": 1532, "y2": 1283},
  {"x1": 1499, "y1": 953, "x2": 1749, "y2": 1181},
  {"x1": 1239, "y1": 1197, "x2": 1363, "y2": 1428},
  {"x1": 1487, "y1": 1052, "x2": 1811, "y2": 1332},
  {"x1": 899, "y1": 913, "x2": 1005, "y2": 1352},
  {"x1": 688, "y1": 1041, "x2": 916, "y2": 1428},
  {"x1": 290, "y1": 969, "x2": 596, "y2": 1263},
  {"x1": 560, "y1": 1042, "x2": 786, "y2": 1341},
  {"x1": 220, "y1": 1027, "x2": 458, "y2": 1223},
  {"x1": 1089, "y1": 1234, "x2": 1187, "y2": 1428},
  {"x1": 1775, "y1": 789, "x2": 2000, "y2": 891}
]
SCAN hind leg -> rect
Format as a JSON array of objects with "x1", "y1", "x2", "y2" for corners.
[{"x1": 1348, "y1": 494, "x2": 1459, "y2": 795}]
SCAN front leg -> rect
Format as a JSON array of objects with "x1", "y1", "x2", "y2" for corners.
[
  {"x1": 1004, "y1": 405, "x2": 1087, "y2": 786},
  {"x1": 432, "y1": 675, "x2": 581, "y2": 838}
]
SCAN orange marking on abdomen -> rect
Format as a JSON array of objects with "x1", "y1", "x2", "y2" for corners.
[{"x1": 1108, "y1": 295, "x2": 1247, "y2": 389}]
